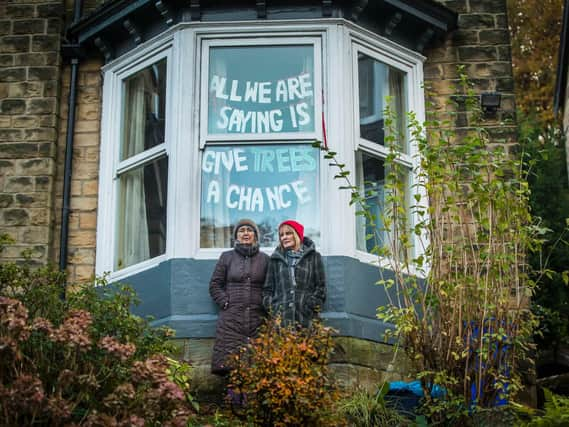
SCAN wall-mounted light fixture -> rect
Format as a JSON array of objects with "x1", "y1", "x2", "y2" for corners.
[{"x1": 480, "y1": 92, "x2": 501, "y2": 115}]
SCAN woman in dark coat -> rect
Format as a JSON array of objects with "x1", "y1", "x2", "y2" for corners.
[
  {"x1": 209, "y1": 218, "x2": 269, "y2": 375},
  {"x1": 262, "y1": 220, "x2": 326, "y2": 328}
]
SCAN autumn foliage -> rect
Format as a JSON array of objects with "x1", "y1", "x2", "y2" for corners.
[
  {"x1": 0, "y1": 254, "x2": 196, "y2": 426},
  {"x1": 229, "y1": 317, "x2": 340, "y2": 426},
  {"x1": 508, "y1": 0, "x2": 564, "y2": 123}
]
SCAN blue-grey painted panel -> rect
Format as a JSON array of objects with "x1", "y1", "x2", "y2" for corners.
[
  {"x1": 118, "y1": 260, "x2": 171, "y2": 319},
  {"x1": 170, "y1": 258, "x2": 218, "y2": 315},
  {"x1": 152, "y1": 314, "x2": 218, "y2": 338},
  {"x1": 122, "y1": 255, "x2": 396, "y2": 342},
  {"x1": 322, "y1": 256, "x2": 346, "y2": 312},
  {"x1": 342, "y1": 257, "x2": 396, "y2": 318}
]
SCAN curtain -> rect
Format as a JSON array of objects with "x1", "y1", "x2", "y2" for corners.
[
  {"x1": 118, "y1": 74, "x2": 150, "y2": 269},
  {"x1": 200, "y1": 148, "x2": 232, "y2": 248}
]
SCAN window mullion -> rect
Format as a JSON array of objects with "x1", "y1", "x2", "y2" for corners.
[{"x1": 116, "y1": 143, "x2": 167, "y2": 176}]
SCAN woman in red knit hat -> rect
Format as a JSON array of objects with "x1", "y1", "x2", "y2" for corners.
[{"x1": 262, "y1": 219, "x2": 326, "y2": 327}]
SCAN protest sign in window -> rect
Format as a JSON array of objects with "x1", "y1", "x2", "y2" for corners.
[{"x1": 200, "y1": 144, "x2": 320, "y2": 248}]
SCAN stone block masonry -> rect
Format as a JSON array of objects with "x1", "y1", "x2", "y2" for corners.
[
  {"x1": 51, "y1": 56, "x2": 103, "y2": 283},
  {"x1": 426, "y1": 1, "x2": 517, "y2": 151},
  {"x1": 0, "y1": 1, "x2": 64, "y2": 267}
]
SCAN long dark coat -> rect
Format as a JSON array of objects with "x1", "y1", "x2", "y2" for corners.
[
  {"x1": 209, "y1": 245, "x2": 269, "y2": 375},
  {"x1": 262, "y1": 237, "x2": 326, "y2": 327}
]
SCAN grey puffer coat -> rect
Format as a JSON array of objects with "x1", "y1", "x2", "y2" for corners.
[
  {"x1": 262, "y1": 237, "x2": 326, "y2": 327},
  {"x1": 209, "y1": 244, "x2": 269, "y2": 375}
]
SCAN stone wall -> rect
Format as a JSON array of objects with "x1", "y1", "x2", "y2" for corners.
[
  {"x1": 0, "y1": 1, "x2": 64, "y2": 266},
  {"x1": 171, "y1": 336, "x2": 413, "y2": 401},
  {"x1": 51, "y1": 57, "x2": 102, "y2": 282},
  {"x1": 427, "y1": 0, "x2": 516, "y2": 148}
]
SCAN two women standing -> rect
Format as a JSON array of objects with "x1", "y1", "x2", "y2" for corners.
[{"x1": 209, "y1": 219, "x2": 326, "y2": 375}]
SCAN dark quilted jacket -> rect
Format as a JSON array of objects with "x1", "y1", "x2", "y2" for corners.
[
  {"x1": 262, "y1": 237, "x2": 326, "y2": 327},
  {"x1": 209, "y1": 245, "x2": 269, "y2": 374}
]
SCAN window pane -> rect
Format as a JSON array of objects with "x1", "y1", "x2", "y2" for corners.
[
  {"x1": 121, "y1": 59, "x2": 167, "y2": 160},
  {"x1": 208, "y1": 45, "x2": 315, "y2": 135},
  {"x1": 356, "y1": 151, "x2": 387, "y2": 253},
  {"x1": 116, "y1": 156, "x2": 168, "y2": 269},
  {"x1": 200, "y1": 144, "x2": 319, "y2": 248},
  {"x1": 356, "y1": 151, "x2": 410, "y2": 256},
  {"x1": 358, "y1": 53, "x2": 407, "y2": 152}
]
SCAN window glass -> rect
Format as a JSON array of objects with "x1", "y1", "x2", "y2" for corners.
[
  {"x1": 200, "y1": 144, "x2": 320, "y2": 248},
  {"x1": 208, "y1": 45, "x2": 315, "y2": 135},
  {"x1": 356, "y1": 151, "x2": 386, "y2": 253},
  {"x1": 355, "y1": 151, "x2": 409, "y2": 255},
  {"x1": 116, "y1": 156, "x2": 168, "y2": 269},
  {"x1": 121, "y1": 59, "x2": 167, "y2": 160},
  {"x1": 358, "y1": 53, "x2": 406, "y2": 152}
]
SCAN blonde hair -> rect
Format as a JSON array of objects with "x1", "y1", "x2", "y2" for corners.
[{"x1": 279, "y1": 224, "x2": 301, "y2": 250}]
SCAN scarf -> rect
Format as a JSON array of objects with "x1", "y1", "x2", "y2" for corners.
[{"x1": 234, "y1": 242, "x2": 259, "y2": 257}]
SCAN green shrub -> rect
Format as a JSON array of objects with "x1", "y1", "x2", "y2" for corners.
[
  {"x1": 524, "y1": 389, "x2": 569, "y2": 426},
  {"x1": 229, "y1": 317, "x2": 339, "y2": 426},
  {"x1": 0, "y1": 259, "x2": 196, "y2": 426}
]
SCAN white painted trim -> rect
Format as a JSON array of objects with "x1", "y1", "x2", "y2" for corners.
[
  {"x1": 116, "y1": 144, "x2": 167, "y2": 175},
  {"x1": 353, "y1": 249, "x2": 427, "y2": 279},
  {"x1": 102, "y1": 32, "x2": 176, "y2": 73},
  {"x1": 96, "y1": 42, "x2": 174, "y2": 277},
  {"x1": 106, "y1": 254, "x2": 168, "y2": 283},
  {"x1": 170, "y1": 29, "x2": 198, "y2": 259}
]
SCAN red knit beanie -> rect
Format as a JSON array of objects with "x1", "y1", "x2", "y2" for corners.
[{"x1": 279, "y1": 220, "x2": 304, "y2": 242}]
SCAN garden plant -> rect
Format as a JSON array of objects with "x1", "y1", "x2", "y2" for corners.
[
  {"x1": 315, "y1": 71, "x2": 543, "y2": 424},
  {"x1": 0, "y1": 234, "x2": 197, "y2": 426},
  {"x1": 228, "y1": 316, "x2": 339, "y2": 427}
]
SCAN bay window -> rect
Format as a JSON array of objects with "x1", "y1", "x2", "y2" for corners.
[{"x1": 96, "y1": 24, "x2": 424, "y2": 278}]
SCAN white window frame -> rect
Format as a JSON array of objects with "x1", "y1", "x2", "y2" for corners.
[
  {"x1": 199, "y1": 36, "x2": 323, "y2": 147},
  {"x1": 348, "y1": 32, "x2": 427, "y2": 274},
  {"x1": 96, "y1": 33, "x2": 177, "y2": 281},
  {"x1": 193, "y1": 28, "x2": 326, "y2": 256}
]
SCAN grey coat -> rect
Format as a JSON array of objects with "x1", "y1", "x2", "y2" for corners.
[
  {"x1": 262, "y1": 237, "x2": 326, "y2": 327},
  {"x1": 209, "y1": 244, "x2": 269, "y2": 374}
]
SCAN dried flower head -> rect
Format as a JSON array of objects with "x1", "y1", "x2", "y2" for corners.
[{"x1": 99, "y1": 336, "x2": 136, "y2": 361}]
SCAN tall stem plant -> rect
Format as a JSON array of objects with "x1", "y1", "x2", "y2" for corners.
[{"x1": 317, "y1": 73, "x2": 543, "y2": 421}]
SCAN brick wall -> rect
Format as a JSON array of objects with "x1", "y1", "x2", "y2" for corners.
[{"x1": 0, "y1": 1, "x2": 64, "y2": 266}]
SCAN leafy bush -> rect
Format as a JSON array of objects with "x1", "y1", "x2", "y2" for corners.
[
  {"x1": 0, "y1": 255, "x2": 196, "y2": 426},
  {"x1": 316, "y1": 72, "x2": 542, "y2": 423},
  {"x1": 524, "y1": 389, "x2": 569, "y2": 426},
  {"x1": 519, "y1": 118, "x2": 569, "y2": 359},
  {"x1": 228, "y1": 317, "x2": 339, "y2": 426},
  {"x1": 338, "y1": 385, "x2": 415, "y2": 427}
]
